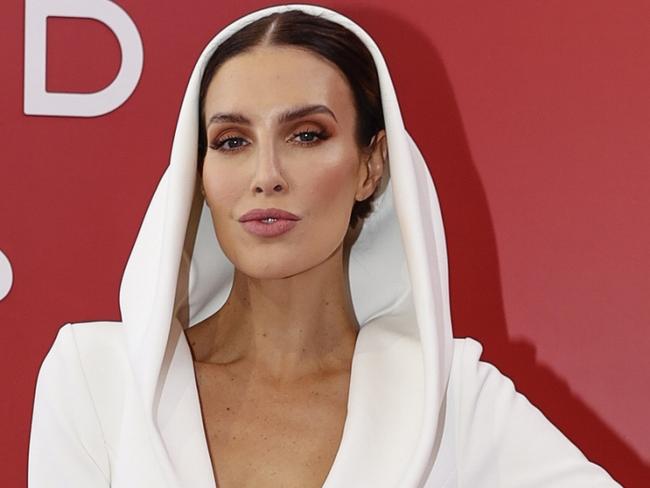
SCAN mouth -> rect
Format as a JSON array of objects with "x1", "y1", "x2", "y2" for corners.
[
  {"x1": 238, "y1": 208, "x2": 301, "y2": 237},
  {"x1": 238, "y1": 208, "x2": 301, "y2": 222}
]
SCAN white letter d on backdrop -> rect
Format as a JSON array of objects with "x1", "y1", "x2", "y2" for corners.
[{"x1": 24, "y1": 0, "x2": 143, "y2": 117}]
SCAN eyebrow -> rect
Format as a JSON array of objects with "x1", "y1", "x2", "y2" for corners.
[{"x1": 207, "y1": 104, "x2": 338, "y2": 127}]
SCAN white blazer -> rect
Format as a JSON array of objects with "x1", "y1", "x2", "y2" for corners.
[{"x1": 28, "y1": 4, "x2": 621, "y2": 487}]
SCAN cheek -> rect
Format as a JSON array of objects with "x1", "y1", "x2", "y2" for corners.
[
  {"x1": 202, "y1": 166, "x2": 245, "y2": 215},
  {"x1": 201, "y1": 166, "x2": 245, "y2": 264},
  {"x1": 301, "y1": 153, "x2": 359, "y2": 212}
]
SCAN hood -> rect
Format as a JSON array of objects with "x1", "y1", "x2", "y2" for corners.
[{"x1": 118, "y1": 4, "x2": 453, "y2": 487}]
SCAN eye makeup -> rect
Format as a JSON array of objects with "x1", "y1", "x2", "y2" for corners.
[{"x1": 208, "y1": 124, "x2": 331, "y2": 153}]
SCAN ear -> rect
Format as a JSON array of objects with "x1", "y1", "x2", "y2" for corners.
[
  {"x1": 355, "y1": 129, "x2": 387, "y2": 202},
  {"x1": 198, "y1": 173, "x2": 210, "y2": 208}
]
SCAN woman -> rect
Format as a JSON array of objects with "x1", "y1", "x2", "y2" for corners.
[{"x1": 28, "y1": 4, "x2": 621, "y2": 487}]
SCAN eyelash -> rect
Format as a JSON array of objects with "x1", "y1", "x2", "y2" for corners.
[{"x1": 209, "y1": 130, "x2": 330, "y2": 153}]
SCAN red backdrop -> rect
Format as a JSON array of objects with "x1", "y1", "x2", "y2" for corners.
[{"x1": 1, "y1": 1, "x2": 648, "y2": 486}]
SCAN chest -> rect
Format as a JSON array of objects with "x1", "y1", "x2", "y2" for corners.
[{"x1": 193, "y1": 362, "x2": 350, "y2": 488}]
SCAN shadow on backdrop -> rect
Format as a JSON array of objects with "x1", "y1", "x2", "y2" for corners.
[{"x1": 343, "y1": 4, "x2": 648, "y2": 487}]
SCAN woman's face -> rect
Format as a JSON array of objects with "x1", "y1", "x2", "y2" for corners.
[{"x1": 201, "y1": 45, "x2": 384, "y2": 279}]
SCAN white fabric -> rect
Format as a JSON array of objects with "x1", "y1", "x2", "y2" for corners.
[{"x1": 28, "y1": 4, "x2": 620, "y2": 487}]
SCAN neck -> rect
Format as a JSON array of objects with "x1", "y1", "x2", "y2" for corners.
[{"x1": 197, "y1": 243, "x2": 359, "y2": 383}]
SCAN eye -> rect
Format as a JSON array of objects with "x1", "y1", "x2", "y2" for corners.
[
  {"x1": 290, "y1": 130, "x2": 330, "y2": 146},
  {"x1": 209, "y1": 136, "x2": 249, "y2": 152}
]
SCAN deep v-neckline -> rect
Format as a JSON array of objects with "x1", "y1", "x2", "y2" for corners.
[
  {"x1": 173, "y1": 299, "x2": 425, "y2": 488},
  {"x1": 187, "y1": 345, "x2": 357, "y2": 488}
]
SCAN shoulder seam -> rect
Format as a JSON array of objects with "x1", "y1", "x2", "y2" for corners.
[{"x1": 66, "y1": 324, "x2": 112, "y2": 484}]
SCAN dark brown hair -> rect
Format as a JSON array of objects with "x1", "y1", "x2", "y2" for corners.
[{"x1": 197, "y1": 9, "x2": 385, "y2": 228}]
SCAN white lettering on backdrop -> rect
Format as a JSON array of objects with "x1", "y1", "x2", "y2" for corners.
[
  {"x1": 24, "y1": 0, "x2": 143, "y2": 117},
  {"x1": 0, "y1": 250, "x2": 12, "y2": 301}
]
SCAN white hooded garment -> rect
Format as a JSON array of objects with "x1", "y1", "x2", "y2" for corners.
[{"x1": 28, "y1": 4, "x2": 621, "y2": 487}]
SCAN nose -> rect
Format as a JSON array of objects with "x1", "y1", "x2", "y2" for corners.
[{"x1": 250, "y1": 136, "x2": 288, "y2": 195}]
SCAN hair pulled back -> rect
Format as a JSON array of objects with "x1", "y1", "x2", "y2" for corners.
[{"x1": 197, "y1": 10, "x2": 385, "y2": 228}]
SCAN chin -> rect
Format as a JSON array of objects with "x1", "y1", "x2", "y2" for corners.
[
  {"x1": 221, "y1": 225, "x2": 348, "y2": 280},
  {"x1": 235, "y1": 258, "x2": 313, "y2": 280},
  {"x1": 231, "y1": 244, "x2": 339, "y2": 281}
]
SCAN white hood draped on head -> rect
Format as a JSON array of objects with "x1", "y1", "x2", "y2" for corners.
[{"x1": 118, "y1": 3, "x2": 453, "y2": 487}]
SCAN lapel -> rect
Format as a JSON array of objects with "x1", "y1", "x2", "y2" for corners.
[{"x1": 156, "y1": 316, "x2": 217, "y2": 488}]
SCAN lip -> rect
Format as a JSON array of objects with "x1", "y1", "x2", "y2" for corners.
[
  {"x1": 238, "y1": 208, "x2": 301, "y2": 222},
  {"x1": 238, "y1": 207, "x2": 301, "y2": 238}
]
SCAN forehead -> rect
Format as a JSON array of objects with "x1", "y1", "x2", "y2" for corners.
[{"x1": 204, "y1": 45, "x2": 354, "y2": 119}]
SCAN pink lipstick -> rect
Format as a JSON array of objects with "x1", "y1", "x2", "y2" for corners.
[{"x1": 238, "y1": 208, "x2": 300, "y2": 237}]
